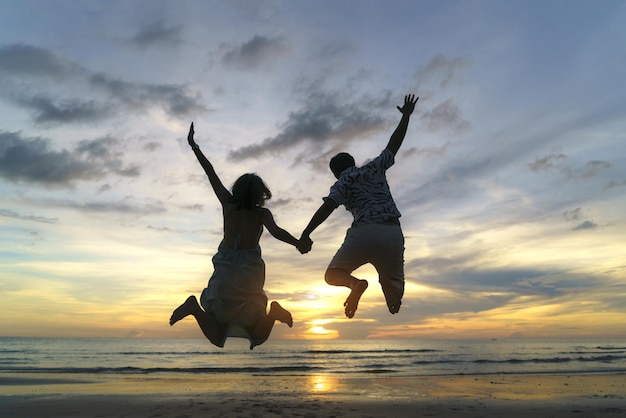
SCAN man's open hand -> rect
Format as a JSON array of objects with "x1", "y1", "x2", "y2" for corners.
[{"x1": 397, "y1": 94, "x2": 418, "y2": 116}]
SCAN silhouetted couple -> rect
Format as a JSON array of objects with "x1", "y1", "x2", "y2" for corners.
[{"x1": 170, "y1": 94, "x2": 418, "y2": 349}]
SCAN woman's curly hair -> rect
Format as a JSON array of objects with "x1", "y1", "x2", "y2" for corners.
[{"x1": 229, "y1": 173, "x2": 272, "y2": 209}]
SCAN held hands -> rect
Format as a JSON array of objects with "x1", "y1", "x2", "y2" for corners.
[
  {"x1": 397, "y1": 94, "x2": 418, "y2": 116},
  {"x1": 297, "y1": 235, "x2": 313, "y2": 254}
]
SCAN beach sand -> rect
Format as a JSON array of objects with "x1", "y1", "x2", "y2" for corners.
[{"x1": 1, "y1": 372, "x2": 625, "y2": 417}]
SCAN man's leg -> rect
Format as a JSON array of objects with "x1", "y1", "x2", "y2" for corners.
[
  {"x1": 325, "y1": 268, "x2": 368, "y2": 318},
  {"x1": 373, "y1": 225, "x2": 405, "y2": 314},
  {"x1": 379, "y1": 274, "x2": 404, "y2": 314},
  {"x1": 169, "y1": 295, "x2": 226, "y2": 347}
]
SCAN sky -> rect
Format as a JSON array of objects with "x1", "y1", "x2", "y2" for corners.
[{"x1": 1, "y1": 0, "x2": 625, "y2": 342}]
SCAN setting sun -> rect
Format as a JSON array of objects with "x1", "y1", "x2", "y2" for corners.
[{"x1": 306, "y1": 326, "x2": 339, "y2": 339}]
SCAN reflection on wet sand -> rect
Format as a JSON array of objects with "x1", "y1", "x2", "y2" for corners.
[{"x1": 308, "y1": 374, "x2": 339, "y2": 392}]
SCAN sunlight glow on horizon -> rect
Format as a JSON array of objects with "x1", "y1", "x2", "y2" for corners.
[{"x1": 1, "y1": 1, "x2": 625, "y2": 341}]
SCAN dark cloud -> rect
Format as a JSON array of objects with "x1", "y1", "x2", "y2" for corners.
[
  {"x1": 0, "y1": 131, "x2": 140, "y2": 187},
  {"x1": 143, "y1": 142, "x2": 161, "y2": 152},
  {"x1": 580, "y1": 160, "x2": 611, "y2": 179},
  {"x1": 181, "y1": 203, "x2": 204, "y2": 212},
  {"x1": 88, "y1": 73, "x2": 206, "y2": 117},
  {"x1": 413, "y1": 54, "x2": 470, "y2": 90},
  {"x1": 221, "y1": 35, "x2": 290, "y2": 70},
  {"x1": 232, "y1": 63, "x2": 469, "y2": 164},
  {"x1": 15, "y1": 95, "x2": 113, "y2": 124},
  {"x1": 528, "y1": 151, "x2": 567, "y2": 172},
  {"x1": 0, "y1": 44, "x2": 76, "y2": 78},
  {"x1": 0, "y1": 208, "x2": 57, "y2": 224},
  {"x1": 391, "y1": 59, "x2": 473, "y2": 135},
  {"x1": 402, "y1": 142, "x2": 450, "y2": 158},
  {"x1": 56, "y1": 198, "x2": 166, "y2": 215},
  {"x1": 129, "y1": 21, "x2": 182, "y2": 48},
  {"x1": 399, "y1": 155, "x2": 492, "y2": 210},
  {"x1": 563, "y1": 207, "x2": 582, "y2": 221},
  {"x1": 604, "y1": 179, "x2": 626, "y2": 190},
  {"x1": 563, "y1": 209, "x2": 600, "y2": 233},
  {"x1": 0, "y1": 43, "x2": 207, "y2": 123},
  {"x1": 529, "y1": 151, "x2": 614, "y2": 183},
  {"x1": 228, "y1": 91, "x2": 386, "y2": 161},
  {"x1": 268, "y1": 198, "x2": 292, "y2": 207},
  {"x1": 315, "y1": 40, "x2": 356, "y2": 61},
  {"x1": 406, "y1": 254, "x2": 561, "y2": 296},
  {"x1": 572, "y1": 220, "x2": 597, "y2": 231},
  {"x1": 419, "y1": 98, "x2": 470, "y2": 133},
  {"x1": 76, "y1": 136, "x2": 141, "y2": 176}
]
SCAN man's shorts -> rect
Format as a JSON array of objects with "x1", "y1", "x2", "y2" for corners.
[{"x1": 327, "y1": 223, "x2": 405, "y2": 302}]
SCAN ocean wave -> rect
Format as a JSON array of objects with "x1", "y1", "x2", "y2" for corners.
[
  {"x1": 0, "y1": 365, "x2": 323, "y2": 375},
  {"x1": 303, "y1": 349, "x2": 442, "y2": 354}
]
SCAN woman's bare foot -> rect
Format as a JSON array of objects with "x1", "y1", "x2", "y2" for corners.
[
  {"x1": 169, "y1": 295, "x2": 199, "y2": 325},
  {"x1": 344, "y1": 279, "x2": 368, "y2": 318},
  {"x1": 269, "y1": 301, "x2": 293, "y2": 327}
]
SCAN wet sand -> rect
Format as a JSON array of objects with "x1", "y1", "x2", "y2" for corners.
[{"x1": 1, "y1": 372, "x2": 625, "y2": 417}]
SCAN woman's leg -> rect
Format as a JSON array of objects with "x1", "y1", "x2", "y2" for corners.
[
  {"x1": 170, "y1": 295, "x2": 226, "y2": 347},
  {"x1": 250, "y1": 301, "x2": 293, "y2": 345}
]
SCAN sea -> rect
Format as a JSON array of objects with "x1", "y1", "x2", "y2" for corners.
[{"x1": 1, "y1": 337, "x2": 626, "y2": 378}]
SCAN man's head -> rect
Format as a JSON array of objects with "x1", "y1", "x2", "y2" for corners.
[{"x1": 329, "y1": 152, "x2": 355, "y2": 179}]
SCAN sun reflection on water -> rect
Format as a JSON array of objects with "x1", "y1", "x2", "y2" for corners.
[{"x1": 308, "y1": 375, "x2": 339, "y2": 392}]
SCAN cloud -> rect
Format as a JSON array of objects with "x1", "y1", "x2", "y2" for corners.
[
  {"x1": 266, "y1": 290, "x2": 320, "y2": 302},
  {"x1": 125, "y1": 329, "x2": 144, "y2": 338},
  {"x1": 528, "y1": 150, "x2": 568, "y2": 174},
  {"x1": 0, "y1": 43, "x2": 77, "y2": 78},
  {"x1": 181, "y1": 203, "x2": 204, "y2": 212},
  {"x1": 129, "y1": 21, "x2": 182, "y2": 48},
  {"x1": 580, "y1": 160, "x2": 611, "y2": 179},
  {"x1": 48, "y1": 197, "x2": 166, "y2": 215},
  {"x1": 143, "y1": 142, "x2": 162, "y2": 152},
  {"x1": 529, "y1": 150, "x2": 614, "y2": 183},
  {"x1": 228, "y1": 91, "x2": 386, "y2": 161},
  {"x1": 563, "y1": 207, "x2": 582, "y2": 221},
  {"x1": 604, "y1": 179, "x2": 626, "y2": 190},
  {"x1": 0, "y1": 208, "x2": 57, "y2": 224},
  {"x1": 562, "y1": 208, "x2": 599, "y2": 232},
  {"x1": 15, "y1": 95, "x2": 113, "y2": 124},
  {"x1": 269, "y1": 198, "x2": 293, "y2": 207},
  {"x1": 413, "y1": 54, "x2": 470, "y2": 90},
  {"x1": 405, "y1": 253, "x2": 568, "y2": 297},
  {"x1": 0, "y1": 131, "x2": 140, "y2": 187},
  {"x1": 572, "y1": 220, "x2": 597, "y2": 231},
  {"x1": 221, "y1": 35, "x2": 290, "y2": 70},
  {"x1": 88, "y1": 73, "x2": 207, "y2": 117},
  {"x1": 0, "y1": 43, "x2": 207, "y2": 123},
  {"x1": 402, "y1": 142, "x2": 450, "y2": 158},
  {"x1": 419, "y1": 98, "x2": 471, "y2": 133}
]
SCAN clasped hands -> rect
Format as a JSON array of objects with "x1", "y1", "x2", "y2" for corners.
[{"x1": 297, "y1": 235, "x2": 313, "y2": 254}]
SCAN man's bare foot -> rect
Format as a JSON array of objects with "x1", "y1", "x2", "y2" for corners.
[
  {"x1": 269, "y1": 301, "x2": 293, "y2": 327},
  {"x1": 344, "y1": 279, "x2": 368, "y2": 318},
  {"x1": 169, "y1": 295, "x2": 199, "y2": 325},
  {"x1": 388, "y1": 299, "x2": 401, "y2": 314}
]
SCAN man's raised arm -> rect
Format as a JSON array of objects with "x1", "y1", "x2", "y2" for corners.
[
  {"x1": 385, "y1": 94, "x2": 418, "y2": 156},
  {"x1": 298, "y1": 199, "x2": 338, "y2": 253}
]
